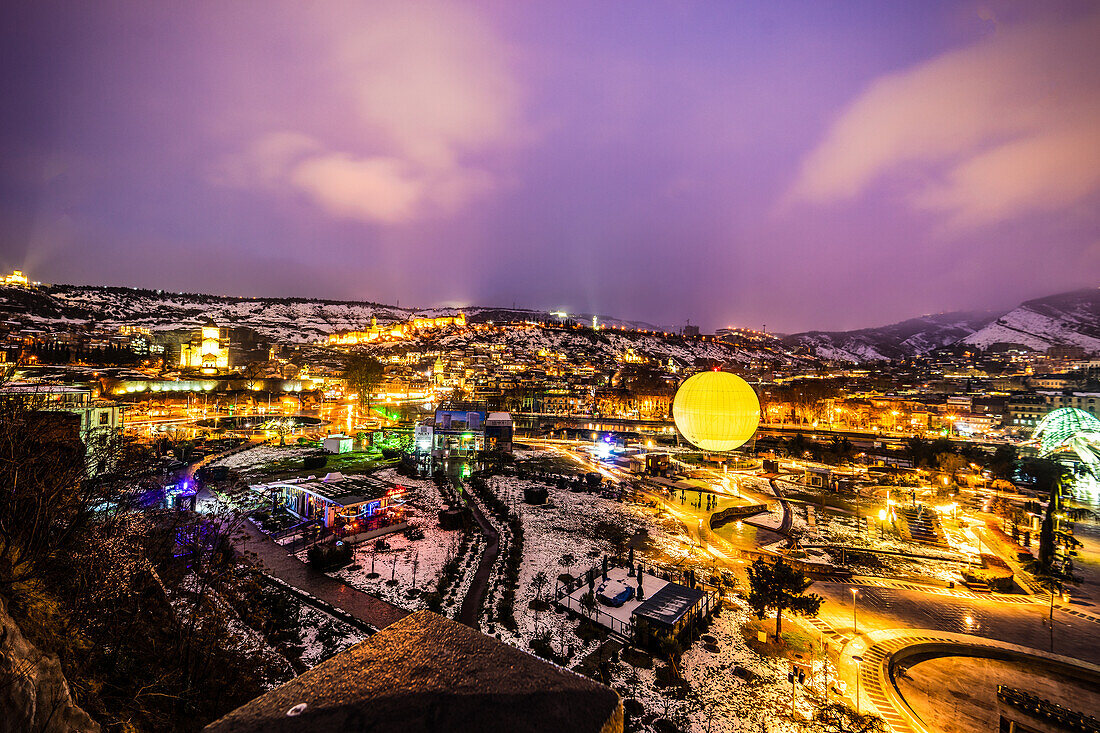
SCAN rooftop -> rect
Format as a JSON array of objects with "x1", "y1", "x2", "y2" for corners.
[
  {"x1": 632, "y1": 581, "x2": 706, "y2": 628},
  {"x1": 276, "y1": 474, "x2": 395, "y2": 506},
  {"x1": 204, "y1": 610, "x2": 622, "y2": 733}
]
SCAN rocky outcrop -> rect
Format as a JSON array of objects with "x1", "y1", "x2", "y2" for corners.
[{"x1": 0, "y1": 596, "x2": 99, "y2": 733}]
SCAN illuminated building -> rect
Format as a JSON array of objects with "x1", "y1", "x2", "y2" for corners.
[
  {"x1": 328, "y1": 313, "x2": 467, "y2": 345},
  {"x1": 672, "y1": 371, "x2": 760, "y2": 451},
  {"x1": 268, "y1": 472, "x2": 407, "y2": 529},
  {"x1": 0, "y1": 383, "x2": 124, "y2": 476},
  {"x1": 1033, "y1": 407, "x2": 1100, "y2": 477},
  {"x1": 179, "y1": 323, "x2": 230, "y2": 373},
  {"x1": 414, "y1": 405, "x2": 486, "y2": 460},
  {"x1": 322, "y1": 433, "x2": 354, "y2": 454},
  {"x1": 2, "y1": 269, "x2": 29, "y2": 287},
  {"x1": 484, "y1": 412, "x2": 514, "y2": 453}
]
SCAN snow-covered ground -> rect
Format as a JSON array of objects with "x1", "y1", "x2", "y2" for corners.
[
  {"x1": 477, "y1": 475, "x2": 704, "y2": 658},
  {"x1": 297, "y1": 605, "x2": 369, "y2": 668},
  {"x1": 671, "y1": 601, "x2": 828, "y2": 732},
  {"x1": 734, "y1": 473, "x2": 776, "y2": 497},
  {"x1": 208, "y1": 444, "x2": 315, "y2": 474},
  {"x1": 315, "y1": 470, "x2": 472, "y2": 612}
]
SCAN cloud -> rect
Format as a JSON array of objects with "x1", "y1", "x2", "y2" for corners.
[
  {"x1": 290, "y1": 153, "x2": 494, "y2": 225},
  {"x1": 786, "y1": 12, "x2": 1100, "y2": 228},
  {"x1": 213, "y1": 2, "x2": 522, "y2": 224}
]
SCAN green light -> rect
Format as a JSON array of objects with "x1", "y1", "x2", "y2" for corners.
[{"x1": 1033, "y1": 408, "x2": 1100, "y2": 473}]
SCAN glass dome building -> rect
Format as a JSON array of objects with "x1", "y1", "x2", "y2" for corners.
[{"x1": 1033, "y1": 407, "x2": 1100, "y2": 477}]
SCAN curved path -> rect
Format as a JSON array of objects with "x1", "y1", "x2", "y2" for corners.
[
  {"x1": 457, "y1": 482, "x2": 501, "y2": 628},
  {"x1": 768, "y1": 478, "x2": 794, "y2": 534},
  {"x1": 851, "y1": 628, "x2": 1100, "y2": 733}
]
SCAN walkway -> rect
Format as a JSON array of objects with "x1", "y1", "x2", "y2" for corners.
[
  {"x1": 235, "y1": 520, "x2": 411, "y2": 630},
  {"x1": 457, "y1": 480, "x2": 501, "y2": 628},
  {"x1": 853, "y1": 628, "x2": 1100, "y2": 733},
  {"x1": 768, "y1": 478, "x2": 794, "y2": 534},
  {"x1": 850, "y1": 576, "x2": 1038, "y2": 604}
]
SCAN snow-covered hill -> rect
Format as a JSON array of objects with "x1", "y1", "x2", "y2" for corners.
[
  {"x1": 0, "y1": 284, "x2": 656, "y2": 343},
  {"x1": 962, "y1": 289, "x2": 1100, "y2": 353},
  {"x1": 782, "y1": 310, "x2": 1002, "y2": 362},
  {"x1": 362, "y1": 322, "x2": 806, "y2": 368},
  {"x1": 783, "y1": 287, "x2": 1100, "y2": 361}
]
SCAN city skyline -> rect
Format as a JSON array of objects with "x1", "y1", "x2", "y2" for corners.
[{"x1": 2, "y1": 1, "x2": 1099, "y2": 332}]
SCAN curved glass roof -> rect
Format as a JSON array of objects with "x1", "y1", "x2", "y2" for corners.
[{"x1": 1033, "y1": 408, "x2": 1100, "y2": 472}]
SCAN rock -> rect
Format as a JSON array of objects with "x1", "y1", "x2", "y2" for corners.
[
  {"x1": 622, "y1": 697, "x2": 644, "y2": 717},
  {"x1": 701, "y1": 634, "x2": 717, "y2": 644},
  {"x1": 0, "y1": 596, "x2": 99, "y2": 733}
]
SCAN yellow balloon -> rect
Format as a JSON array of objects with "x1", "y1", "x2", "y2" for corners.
[{"x1": 673, "y1": 371, "x2": 760, "y2": 451}]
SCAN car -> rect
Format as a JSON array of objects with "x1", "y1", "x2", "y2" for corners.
[{"x1": 596, "y1": 579, "x2": 635, "y2": 607}]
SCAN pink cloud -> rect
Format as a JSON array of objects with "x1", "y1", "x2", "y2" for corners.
[
  {"x1": 213, "y1": 1, "x2": 523, "y2": 224},
  {"x1": 786, "y1": 12, "x2": 1100, "y2": 228}
]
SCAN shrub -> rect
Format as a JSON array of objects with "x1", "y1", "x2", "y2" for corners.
[
  {"x1": 306, "y1": 542, "x2": 352, "y2": 571},
  {"x1": 303, "y1": 454, "x2": 328, "y2": 470},
  {"x1": 529, "y1": 631, "x2": 555, "y2": 660},
  {"x1": 423, "y1": 592, "x2": 443, "y2": 612}
]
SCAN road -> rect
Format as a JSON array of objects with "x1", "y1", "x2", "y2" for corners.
[
  {"x1": 814, "y1": 581, "x2": 1100, "y2": 664},
  {"x1": 534, "y1": 438, "x2": 1100, "y2": 718}
]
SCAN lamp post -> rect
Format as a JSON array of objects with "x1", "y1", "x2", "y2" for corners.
[
  {"x1": 878, "y1": 508, "x2": 887, "y2": 539},
  {"x1": 851, "y1": 588, "x2": 860, "y2": 634},
  {"x1": 852, "y1": 654, "x2": 864, "y2": 714}
]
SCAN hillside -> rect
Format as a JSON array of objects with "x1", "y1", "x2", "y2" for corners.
[
  {"x1": 962, "y1": 289, "x2": 1100, "y2": 353},
  {"x1": 784, "y1": 287, "x2": 1100, "y2": 361},
  {"x1": 0, "y1": 282, "x2": 804, "y2": 367},
  {"x1": 782, "y1": 310, "x2": 1003, "y2": 361},
  {"x1": 359, "y1": 321, "x2": 807, "y2": 368},
  {"x1": 0, "y1": 284, "x2": 654, "y2": 343}
]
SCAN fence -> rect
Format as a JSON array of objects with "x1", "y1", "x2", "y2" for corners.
[{"x1": 553, "y1": 556, "x2": 722, "y2": 642}]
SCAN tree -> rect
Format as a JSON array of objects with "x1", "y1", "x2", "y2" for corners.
[
  {"x1": 904, "y1": 437, "x2": 929, "y2": 468},
  {"x1": 580, "y1": 591, "x2": 597, "y2": 620},
  {"x1": 1019, "y1": 458, "x2": 1070, "y2": 494},
  {"x1": 936, "y1": 453, "x2": 968, "y2": 486},
  {"x1": 989, "y1": 444, "x2": 1018, "y2": 481},
  {"x1": 0, "y1": 388, "x2": 300, "y2": 730},
  {"x1": 532, "y1": 570, "x2": 549, "y2": 603},
  {"x1": 1038, "y1": 504, "x2": 1057, "y2": 570},
  {"x1": 272, "y1": 417, "x2": 292, "y2": 446},
  {"x1": 659, "y1": 637, "x2": 683, "y2": 679},
  {"x1": 559, "y1": 552, "x2": 576, "y2": 580},
  {"x1": 343, "y1": 354, "x2": 384, "y2": 416},
  {"x1": 746, "y1": 558, "x2": 822, "y2": 638},
  {"x1": 241, "y1": 361, "x2": 267, "y2": 393},
  {"x1": 813, "y1": 702, "x2": 888, "y2": 732}
]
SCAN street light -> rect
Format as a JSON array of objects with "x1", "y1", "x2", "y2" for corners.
[
  {"x1": 851, "y1": 588, "x2": 860, "y2": 634},
  {"x1": 852, "y1": 654, "x2": 864, "y2": 714},
  {"x1": 878, "y1": 508, "x2": 887, "y2": 539}
]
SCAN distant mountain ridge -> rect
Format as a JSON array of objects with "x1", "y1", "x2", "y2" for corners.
[
  {"x1": 783, "y1": 287, "x2": 1100, "y2": 361},
  {"x1": 0, "y1": 283, "x2": 661, "y2": 343}
]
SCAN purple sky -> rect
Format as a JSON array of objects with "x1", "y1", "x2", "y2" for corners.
[{"x1": 1, "y1": 1, "x2": 1098, "y2": 332}]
